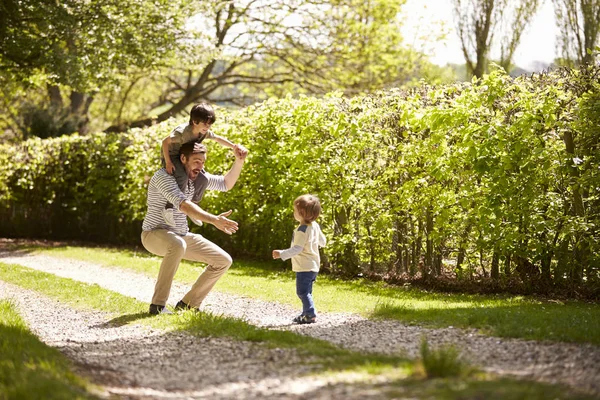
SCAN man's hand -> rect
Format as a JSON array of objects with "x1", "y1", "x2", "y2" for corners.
[
  {"x1": 233, "y1": 144, "x2": 249, "y2": 160},
  {"x1": 213, "y1": 210, "x2": 238, "y2": 235},
  {"x1": 272, "y1": 250, "x2": 282, "y2": 259}
]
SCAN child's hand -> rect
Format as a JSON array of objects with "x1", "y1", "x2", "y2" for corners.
[
  {"x1": 272, "y1": 250, "x2": 282, "y2": 259},
  {"x1": 234, "y1": 144, "x2": 249, "y2": 159},
  {"x1": 165, "y1": 161, "x2": 175, "y2": 174}
]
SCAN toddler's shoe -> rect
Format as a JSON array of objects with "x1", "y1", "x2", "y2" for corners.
[{"x1": 293, "y1": 314, "x2": 316, "y2": 324}]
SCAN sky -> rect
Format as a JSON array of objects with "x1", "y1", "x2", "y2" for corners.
[{"x1": 400, "y1": 0, "x2": 559, "y2": 71}]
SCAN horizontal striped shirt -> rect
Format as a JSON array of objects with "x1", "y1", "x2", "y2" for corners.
[{"x1": 142, "y1": 168, "x2": 227, "y2": 236}]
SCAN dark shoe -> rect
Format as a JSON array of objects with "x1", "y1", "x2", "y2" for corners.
[
  {"x1": 293, "y1": 314, "x2": 316, "y2": 324},
  {"x1": 149, "y1": 304, "x2": 173, "y2": 315},
  {"x1": 175, "y1": 300, "x2": 198, "y2": 312}
]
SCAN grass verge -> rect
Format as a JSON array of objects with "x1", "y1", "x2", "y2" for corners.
[
  {"x1": 10, "y1": 243, "x2": 600, "y2": 345},
  {"x1": 0, "y1": 299, "x2": 99, "y2": 399}
]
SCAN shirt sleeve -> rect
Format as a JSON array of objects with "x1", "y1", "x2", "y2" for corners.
[
  {"x1": 204, "y1": 171, "x2": 227, "y2": 192},
  {"x1": 315, "y1": 223, "x2": 327, "y2": 247},
  {"x1": 204, "y1": 130, "x2": 216, "y2": 140},
  {"x1": 168, "y1": 126, "x2": 183, "y2": 143},
  {"x1": 280, "y1": 245, "x2": 303, "y2": 261},
  {"x1": 154, "y1": 170, "x2": 187, "y2": 209},
  {"x1": 279, "y1": 226, "x2": 308, "y2": 261}
]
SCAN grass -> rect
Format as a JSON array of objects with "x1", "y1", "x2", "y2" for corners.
[
  {"x1": 11, "y1": 242, "x2": 600, "y2": 345},
  {"x1": 1, "y1": 261, "x2": 595, "y2": 400},
  {"x1": 0, "y1": 300, "x2": 99, "y2": 399},
  {"x1": 418, "y1": 338, "x2": 469, "y2": 379},
  {"x1": 388, "y1": 378, "x2": 597, "y2": 400}
]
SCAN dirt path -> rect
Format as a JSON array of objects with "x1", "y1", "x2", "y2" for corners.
[{"x1": 1, "y1": 249, "x2": 599, "y2": 397}]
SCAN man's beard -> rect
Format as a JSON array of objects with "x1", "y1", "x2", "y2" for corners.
[{"x1": 188, "y1": 168, "x2": 201, "y2": 180}]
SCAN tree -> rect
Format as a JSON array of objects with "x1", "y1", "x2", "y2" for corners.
[
  {"x1": 0, "y1": 0, "x2": 190, "y2": 137},
  {"x1": 499, "y1": 0, "x2": 540, "y2": 71},
  {"x1": 553, "y1": 0, "x2": 600, "y2": 65},
  {"x1": 105, "y1": 0, "x2": 436, "y2": 132},
  {"x1": 452, "y1": 0, "x2": 540, "y2": 78}
]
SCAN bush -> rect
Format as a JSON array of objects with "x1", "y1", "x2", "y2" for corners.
[{"x1": 0, "y1": 66, "x2": 598, "y2": 287}]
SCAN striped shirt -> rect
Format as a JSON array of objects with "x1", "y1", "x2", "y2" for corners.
[{"x1": 142, "y1": 168, "x2": 227, "y2": 236}]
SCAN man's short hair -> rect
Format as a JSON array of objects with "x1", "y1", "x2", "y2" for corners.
[
  {"x1": 190, "y1": 103, "x2": 216, "y2": 125},
  {"x1": 180, "y1": 140, "x2": 207, "y2": 159}
]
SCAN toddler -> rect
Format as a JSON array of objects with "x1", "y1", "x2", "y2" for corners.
[{"x1": 272, "y1": 194, "x2": 327, "y2": 324}]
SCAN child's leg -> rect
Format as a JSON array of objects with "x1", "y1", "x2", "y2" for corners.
[
  {"x1": 163, "y1": 155, "x2": 188, "y2": 227},
  {"x1": 169, "y1": 155, "x2": 188, "y2": 193},
  {"x1": 296, "y1": 271, "x2": 317, "y2": 317}
]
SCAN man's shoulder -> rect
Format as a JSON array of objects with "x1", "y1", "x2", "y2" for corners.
[{"x1": 150, "y1": 169, "x2": 174, "y2": 184}]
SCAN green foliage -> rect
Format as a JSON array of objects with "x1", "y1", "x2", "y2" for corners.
[
  {"x1": 0, "y1": 0, "x2": 189, "y2": 91},
  {"x1": 1, "y1": 66, "x2": 599, "y2": 287}
]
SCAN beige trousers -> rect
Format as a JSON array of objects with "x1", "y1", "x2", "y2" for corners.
[{"x1": 141, "y1": 229, "x2": 232, "y2": 308}]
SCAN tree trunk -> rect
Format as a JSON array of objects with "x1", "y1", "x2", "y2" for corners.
[
  {"x1": 563, "y1": 129, "x2": 588, "y2": 283},
  {"x1": 424, "y1": 207, "x2": 433, "y2": 278},
  {"x1": 456, "y1": 223, "x2": 472, "y2": 272},
  {"x1": 433, "y1": 244, "x2": 443, "y2": 276},
  {"x1": 503, "y1": 253, "x2": 511, "y2": 276},
  {"x1": 366, "y1": 223, "x2": 375, "y2": 273},
  {"x1": 491, "y1": 250, "x2": 499, "y2": 280},
  {"x1": 333, "y1": 206, "x2": 360, "y2": 276},
  {"x1": 47, "y1": 84, "x2": 63, "y2": 108},
  {"x1": 391, "y1": 217, "x2": 407, "y2": 274}
]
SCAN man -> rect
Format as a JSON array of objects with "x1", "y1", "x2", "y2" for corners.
[{"x1": 141, "y1": 139, "x2": 247, "y2": 314}]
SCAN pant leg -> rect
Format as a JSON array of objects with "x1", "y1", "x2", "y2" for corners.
[
  {"x1": 161, "y1": 154, "x2": 187, "y2": 191},
  {"x1": 180, "y1": 233, "x2": 233, "y2": 308},
  {"x1": 296, "y1": 271, "x2": 317, "y2": 317},
  {"x1": 141, "y1": 230, "x2": 187, "y2": 306}
]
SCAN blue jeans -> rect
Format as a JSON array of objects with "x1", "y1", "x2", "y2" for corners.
[{"x1": 296, "y1": 271, "x2": 318, "y2": 317}]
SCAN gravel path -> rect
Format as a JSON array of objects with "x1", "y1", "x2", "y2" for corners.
[
  {"x1": 1, "y1": 249, "x2": 599, "y2": 397},
  {"x1": 0, "y1": 280, "x2": 390, "y2": 399}
]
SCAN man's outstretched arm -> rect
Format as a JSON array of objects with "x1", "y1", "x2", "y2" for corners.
[
  {"x1": 179, "y1": 200, "x2": 238, "y2": 235},
  {"x1": 224, "y1": 144, "x2": 248, "y2": 190}
]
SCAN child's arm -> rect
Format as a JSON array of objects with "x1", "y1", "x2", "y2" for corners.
[
  {"x1": 272, "y1": 246, "x2": 303, "y2": 260},
  {"x1": 272, "y1": 227, "x2": 308, "y2": 260},
  {"x1": 211, "y1": 134, "x2": 236, "y2": 149},
  {"x1": 209, "y1": 133, "x2": 249, "y2": 157},
  {"x1": 162, "y1": 136, "x2": 175, "y2": 174}
]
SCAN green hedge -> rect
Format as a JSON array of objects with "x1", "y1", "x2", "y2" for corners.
[{"x1": 1, "y1": 66, "x2": 599, "y2": 285}]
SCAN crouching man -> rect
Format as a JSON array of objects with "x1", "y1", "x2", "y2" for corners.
[{"x1": 141, "y1": 139, "x2": 247, "y2": 314}]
